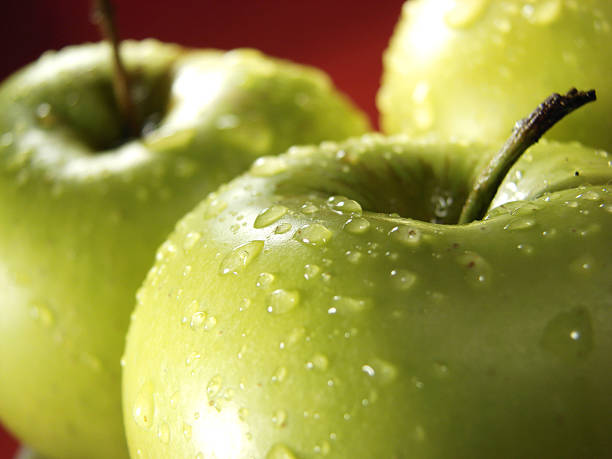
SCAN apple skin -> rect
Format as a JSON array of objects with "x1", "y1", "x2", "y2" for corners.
[
  {"x1": 0, "y1": 40, "x2": 369, "y2": 459},
  {"x1": 123, "y1": 134, "x2": 612, "y2": 458},
  {"x1": 377, "y1": 0, "x2": 612, "y2": 151}
]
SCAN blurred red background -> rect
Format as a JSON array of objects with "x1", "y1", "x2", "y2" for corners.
[{"x1": 0, "y1": 0, "x2": 404, "y2": 456}]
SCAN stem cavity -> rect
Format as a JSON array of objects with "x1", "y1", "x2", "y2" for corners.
[
  {"x1": 458, "y1": 88, "x2": 596, "y2": 224},
  {"x1": 92, "y1": 0, "x2": 139, "y2": 139}
]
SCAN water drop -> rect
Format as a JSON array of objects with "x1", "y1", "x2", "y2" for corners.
[
  {"x1": 36, "y1": 102, "x2": 52, "y2": 120},
  {"x1": 504, "y1": 218, "x2": 536, "y2": 231},
  {"x1": 390, "y1": 269, "x2": 417, "y2": 290},
  {"x1": 541, "y1": 307, "x2": 593, "y2": 362},
  {"x1": 219, "y1": 240, "x2": 264, "y2": 275},
  {"x1": 207, "y1": 375, "x2": 223, "y2": 400},
  {"x1": 444, "y1": 0, "x2": 489, "y2": 28},
  {"x1": 300, "y1": 202, "x2": 319, "y2": 215},
  {"x1": 570, "y1": 255, "x2": 594, "y2": 273},
  {"x1": 294, "y1": 224, "x2": 333, "y2": 246},
  {"x1": 183, "y1": 422, "x2": 192, "y2": 440},
  {"x1": 267, "y1": 289, "x2": 300, "y2": 314},
  {"x1": 272, "y1": 409, "x2": 288, "y2": 428},
  {"x1": 521, "y1": 0, "x2": 562, "y2": 25},
  {"x1": 343, "y1": 217, "x2": 370, "y2": 234},
  {"x1": 254, "y1": 205, "x2": 288, "y2": 228},
  {"x1": 190, "y1": 311, "x2": 207, "y2": 330},
  {"x1": 330, "y1": 295, "x2": 372, "y2": 314},
  {"x1": 346, "y1": 250, "x2": 363, "y2": 264},
  {"x1": 389, "y1": 226, "x2": 422, "y2": 247},
  {"x1": 30, "y1": 302, "x2": 54, "y2": 327},
  {"x1": 256, "y1": 272, "x2": 275, "y2": 288},
  {"x1": 275, "y1": 222, "x2": 292, "y2": 234},
  {"x1": 327, "y1": 195, "x2": 363, "y2": 215},
  {"x1": 202, "y1": 196, "x2": 228, "y2": 219},
  {"x1": 456, "y1": 251, "x2": 491, "y2": 286},
  {"x1": 251, "y1": 156, "x2": 288, "y2": 177},
  {"x1": 306, "y1": 353, "x2": 329, "y2": 371},
  {"x1": 133, "y1": 382, "x2": 155, "y2": 429},
  {"x1": 183, "y1": 231, "x2": 201, "y2": 251},
  {"x1": 266, "y1": 443, "x2": 297, "y2": 459},
  {"x1": 272, "y1": 366, "x2": 288, "y2": 383},
  {"x1": 304, "y1": 264, "x2": 321, "y2": 280},
  {"x1": 157, "y1": 422, "x2": 170, "y2": 444}
]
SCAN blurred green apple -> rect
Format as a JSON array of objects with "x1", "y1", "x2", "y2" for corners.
[
  {"x1": 122, "y1": 100, "x2": 612, "y2": 457},
  {"x1": 378, "y1": 0, "x2": 612, "y2": 151},
  {"x1": 0, "y1": 40, "x2": 369, "y2": 459}
]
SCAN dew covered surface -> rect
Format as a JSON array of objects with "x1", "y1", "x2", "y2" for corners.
[{"x1": 124, "y1": 135, "x2": 612, "y2": 458}]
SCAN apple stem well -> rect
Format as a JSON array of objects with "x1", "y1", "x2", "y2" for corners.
[
  {"x1": 458, "y1": 88, "x2": 597, "y2": 224},
  {"x1": 92, "y1": 0, "x2": 139, "y2": 139}
]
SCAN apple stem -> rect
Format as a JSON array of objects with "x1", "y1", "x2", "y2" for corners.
[
  {"x1": 92, "y1": 0, "x2": 139, "y2": 139},
  {"x1": 457, "y1": 88, "x2": 596, "y2": 224}
]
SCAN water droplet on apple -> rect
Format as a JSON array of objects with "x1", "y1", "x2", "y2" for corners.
[
  {"x1": 272, "y1": 409, "x2": 288, "y2": 428},
  {"x1": 300, "y1": 202, "x2": 319, "y2": 215},
  {"x1": 390, "y1": 269, "x2": 417, "y2": 290},
  {"x1": 521, "y1": 0, "x2": 562, "y2": 25},
  {"x1": 267, "y1": 289, "x2": 300, "y2": 314},
  {"x1": 182, "y1": 422, "x2": 192, "y2": 440},
  {"x1": 343, "y1": 217, "x2": 370, "y2": 234},
  {"x1": 254, "y1": 205, "x2": 288, "y2": 228},
  {"x1": 294, "y1": 224, "x2": 333, "y2": 246},
  {"x1": 570, "y1": 255, "x2": 595, "y2": 273},
  {"x1": 36, "y1": 102, "x2": 52, "y2": 120},
  {"x1": 275, "y1": 222, "x2": 292, "y2": 234},
  {"x1": 190, "y1": 311, "x2": 207, "y2": 330},
  {"x1": 207, "y1": 375, "x2": 223, "y2": 400},
  {"x1": 582, "y1": 190, "x2": 601, "y2": 201},
  {"x1": 504, "y1": 218, "x2": 536, "y2": 231},
  {"x1": 389, "y1": 226, "x2": 422, "y2": 247},
  {"x1": 0, "y1": 132, "x2": 14, "y2": 147},
  {"x1": 266, "y1": 443, "x2": 297, "y2": 459},
  {"x1": 183, "y1": 231, "x2": 201, "y2": 252},
  {"x1": 219, "y1": 240, "x2": 264, "y2": 275},
  {"x1": 174, "y1": 158, "x2": 199, "y2": 178},
  {"x1": 346, "y1": 250, "x2": 363, "y2": 264},
  {"x1": 202, "y1": 195, "x2": 228, "y2": 219},
  {"x1": 271, "y1": 366, "x2": 288, "y2": 383},
  {"x1": 133, "y1": 382, "x2": 155, "y2": 429},
  {"x1": 330, "y1": 295, "x2": 372, "y2": 314},
  {"x1": 327, "y1": 195, "x2": 363, "y2": 215},
  {"x1": 456, "y1": 251, "x2": 491, "y2": 286},
  {"x1": 433, "y1": 361, "x2": 450, "y2": 378},
  {"x1": 444, "y1": 0, "x2": 489, "y2": 28},
  {"x1": 306, "y1": 353, "x2": 329, "y2": 371},
  {"x1": 541, "y1": 307, "x2": 593, "y2": 361},
  {"x1": 304, "y1": 264, "x2": 321, "y2": 280},
  {"x1": 516, "y1": 243, "x2": 535, "y2": 255},
  {"x1": 157, "y1": 422, "x2": 170, "y2": 444},
  {"x1": 30, "y1": 302, "x2": 54, "y2": 327},
  {"x1": 256, "y1": 272, "x2": 275, "y2": 288},
  {"x1": 250, "y1": 156, "x2": 288, "y2": 176}
]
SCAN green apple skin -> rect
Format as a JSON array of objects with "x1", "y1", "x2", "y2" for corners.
[
  {"x1": 378, "y1": 0, "x2": 612, "y2": 151},
  {"x1": 123, "y1": 134, "x2": 612, "y2": 458},
  {"x1": 0, "y1": 40, "x2": 369, "y2": 459}
]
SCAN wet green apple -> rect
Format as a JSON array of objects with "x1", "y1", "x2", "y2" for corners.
[
  {"x1": 378, "y1": 0, "x2": 612, "y2": 151},
  {"x1": 122, "y1": 94, "x2": 612, "y2": 457},
  {"x1": 0, "y1": 40, "x2": 369, "y2": 459}
]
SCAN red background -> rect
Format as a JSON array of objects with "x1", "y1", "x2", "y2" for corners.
[{"x1": 0, "y1": 0, "x2": 404, "y2": 456}]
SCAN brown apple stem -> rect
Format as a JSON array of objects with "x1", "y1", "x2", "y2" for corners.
[
  {"x1": 92, "y1": 0, "x2": 139, "y2": 138},
  {"x1": 457, "y1": 88, "x2": 596, "y2": 224}
]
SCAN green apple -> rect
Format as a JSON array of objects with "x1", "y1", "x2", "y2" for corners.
[
  {"x1": 378, "y1": 0, "x2": 612, "y2": 151},
  {"x1": 123, "y1": 93, "x2": 611, "y2": 457},
  {"x1": 0, "y1": 40, "x2": 369, "y2": 459}
]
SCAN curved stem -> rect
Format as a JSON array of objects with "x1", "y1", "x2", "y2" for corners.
[
  {"x1": 92, "y1": 0, "x2": 139, "y2": 138},
  {"x1": 458, "y1": 88, "x2": 596, "y2": 224}
]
